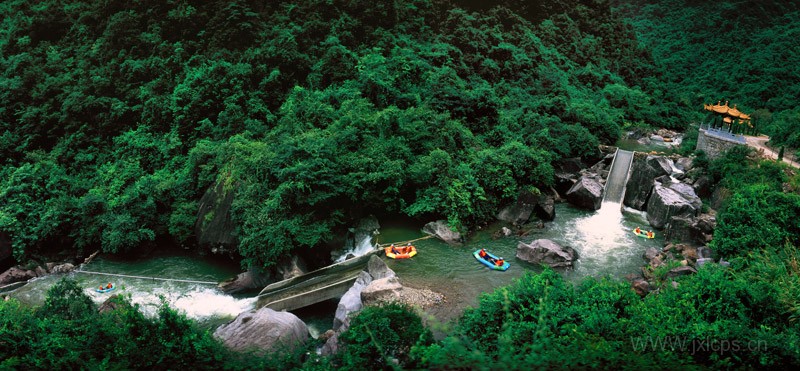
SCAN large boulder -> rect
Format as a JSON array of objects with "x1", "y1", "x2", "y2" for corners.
[
  {"x1": 422, "y1": 220, "x2": 463, "y2": 244},
  {"x1": 516, "y1": 239, "x2": 578, "y2": 268},
  {"x1": 623, "y1": 154, "x2": 672, "y2": 210},
  {"x1": 553, "y1": 158, "x2": 584, "y2": 197},
  {"x1": 214, "y1": 307, "x2": 309, "y2": 354},
  {"x1": 497, "y1": 188, "x2": 556, "y2": 225},
  {"x1": 646, "y1": 176, "x2": 702, "y2": 229},
  {"x1": 333, "y1": 271, "x2": 372, "y2": 331},
  {"x1": 323, "y1": 255, "x2": 396, "y2": 355},
  {"x1": 631, "y1": 278, "x2": 652, "y2": 298},
  {"x1": 664, "y1": 214, "x2": 716, "y2": 245},
  {"x1": 361, "y1": 276, "x2": 404, "y2": 304},
  {"x1": 674, "y1": 156, "x2": 693, "y2": 173},
  {"x1": 533, "y1": 193, "x2": 556, "y2": 221},
  {"x1": 666, "y1": 266, "x2": 697, "y2": 278},
  {"x1": 218, "y1": 266, "x2": 272, "y2": 294},
  {"x1": 692, "y1": 175, "x2": 713, "y2": 199},
  {"x1": 565, "y1": 175, "x2": 603, "y2": 210},
  {"x1": 49, "y1": 263, "x2": 76, "y2": 274},
  {"x1": 0, "y1": 267, "x2": 37, "y2": 285},
  {"x1": 367, "y1": 254, "x2": 396, "y2": 280},
  {"x1": 497, "y1": 197, "x2": 534, "y2": 226},
  {"x1": 195, "y1": 181, "x2": 238, "y2": 255}
]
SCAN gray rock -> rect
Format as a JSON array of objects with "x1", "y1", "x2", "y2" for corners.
[
  {"x1": 367, "y1": 255, "x2": 395, "y2": 280},
  {"x1": 692, "y1": 175, "x2": 713, "y2": 198},
  {"x1": 565, "y1": 175, "x2": 603, "y2": 210},
  {"x1": 361, "y1": 276, "x2": 404, "y2": 304},
  {"x1": 498, "y1": 188, "x2": 557, "y2": 224},
  {"x1": 623, "y1": 154, "x2": 672, "y2": 210},
  {"x1": 675, "y1": 157, "x2": 693, "y2": 172},
  {"x1": 34, "y1": 266, "x2": 47, "y2": 277},
  {"x1": 0, "y1": 267, "x2": 37, "y2": 285},
  {"x1": 323, "y1": 255, "x2": 397, "y2": 356},
  {"x1": 553, "y1": 158, "x2": 584, "y2": 197},
  {"x1": 646, "y1": 177, "x2": 702, "y2": 229},
  {"x1": 665, "y1": 266, "x2": 697, "y2": 278},
  {"x1": 333, "y1": 271, "x2": 372, "y2": 331},
  {"x1": 219, "y1": 266, "x2": 271, "y2": 294},
  {"x1": 214, "y1": 307, "x2": 309, "y2": 354},
  {"x1": 643, "y1": 248, "x2": 660, "y2": 262},
  {"x1": 534, "y1": 193, "x2": 556, "y2": 221},
  {"x1": 695, "y1": 258, "x2": 714, "y2": 267},
  {"x1": 422, "y1": 220, "x2": 463, "y2": 244},
  {"x1": 195, "y1": 181, "x2": 238, "y2": 255},
  {"x1": 664, "y1": 215, "x2": 714, "y2": 245},
  {"x1": 516, "y1": 239, "x2": 578, "y2": 268},
  {"x1": 631, "y1": 278, "x2": 651, "y2": 297},
  {"x1": 98, "y1": 294, "x2": 123, "y2": 313},
  {"x1": 497, "y1": 202, "x2": 534, "y2": 226}
]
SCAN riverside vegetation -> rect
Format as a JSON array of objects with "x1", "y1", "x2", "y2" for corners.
[{"x1": 1, "y1": 0, "x2": 799, "y2": 368}]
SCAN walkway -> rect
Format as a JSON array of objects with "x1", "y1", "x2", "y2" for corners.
[{"x1": 744, "y1": 135, "x2": 800, "y2": 168}]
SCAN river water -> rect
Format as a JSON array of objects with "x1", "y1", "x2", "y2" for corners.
[
  {"x1": 378, "y1": 201, "x2": 661, "y2": 321},
  {"x1": 5, "y1": 201, "x2": 661, "y2": 335},
  {"x1": 6, "y1": 251, "x2": 255, "y2": 330}
]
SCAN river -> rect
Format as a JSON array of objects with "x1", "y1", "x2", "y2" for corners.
[
  {"x1": 4, "y1": 200, "x2": 661, "y2": 336},
  {"x1": 376, "y1": 201, "x2": 660, "y2": 321}
]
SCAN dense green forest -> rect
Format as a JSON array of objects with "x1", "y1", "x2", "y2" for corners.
[
  {"x1": 0, "y1": 0, "x2": 670, "y2": 268},
  {"x1": 2, "y1": 0, "x2": 800, "y2": 369},
  {"x1": 614, "y1": 0, "x2": 800, "y2": 149}
]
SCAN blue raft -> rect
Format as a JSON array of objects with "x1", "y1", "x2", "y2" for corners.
[
  {"x1": 473, "y1": 249, "x2": 510, "y2": 271},
  {"x1": 95, "y1": 284, "x2": 116, "y2": 293}
]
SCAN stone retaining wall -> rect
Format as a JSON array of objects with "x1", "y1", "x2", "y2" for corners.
[{"x1": 696, "y1": 128, "x2": 746, "y2": 159}]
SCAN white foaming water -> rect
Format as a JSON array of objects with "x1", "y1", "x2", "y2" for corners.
[
  {"x1": 559, "y1": 201, "x2": 649, "y2": 277},
  {"x1": 334, "y1": 234, "x2": 376, "y2": 263},
  {"x1": 86, "y1": 282, "x2": 255, "y2": 322}
]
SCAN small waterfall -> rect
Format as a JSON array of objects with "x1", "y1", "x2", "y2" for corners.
[
  {"x1": 333, "y1": 232, "x2": 376, "y2": 263},
  {"x1": 603, "y1": 149, "x2": 634, "y2": 204}
]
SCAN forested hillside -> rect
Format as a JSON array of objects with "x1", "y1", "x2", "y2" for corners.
[
  {"x1": 0, "y1": 0, "x2": 665, "y2": 268},
  {"x1": 613, "y1": 0, "x2": 800, "y2": 147},
  {"x1": 2, "y1": 1, "x2": 800, "y2": 369}
]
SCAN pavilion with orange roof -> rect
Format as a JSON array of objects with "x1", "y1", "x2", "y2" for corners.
[{"x1": 703, "y1": 100, "x2": 752, "y2": 134}]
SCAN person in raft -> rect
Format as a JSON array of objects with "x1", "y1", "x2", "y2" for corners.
[
  {"x1": 106, "y1": 283, "x2": 113, "y2": 289},
  {"x1": 479, "y1": 248, "x2": 488, "y2": 259},
  {"x1": 390, "y1": 244, "x2": 399, "y2": 254},
  {"x1": 634, "y1": 227, "x2": 642, "y2": 234},
  {"x1": 646, "y1": 231, "x2": 654, "y2": 238},
  {"x1": 495, "y1": 257, "x2": 505, "y2": 267}
]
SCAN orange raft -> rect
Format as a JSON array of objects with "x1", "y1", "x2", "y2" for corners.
[{"x1": 384, "y1": 245, "x2": 417, "y2": 259}]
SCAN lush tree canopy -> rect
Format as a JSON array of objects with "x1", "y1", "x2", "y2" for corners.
[{"x1": 0, "y1": 0, "x2": 667, "y2": 267}]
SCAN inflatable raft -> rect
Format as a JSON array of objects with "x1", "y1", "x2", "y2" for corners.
[
  {"x1": 633, "y1": 229, "x2": 655, "y2": 239},
  {"x1": 385, "y1": 245, "x2": 417, "y2": 259},
  {"x1": 95, "y1": 284, "x2": 115, "y2": 293},
  {"x1": 473, "y1": 249, "x2": 510, "y2": 271}
]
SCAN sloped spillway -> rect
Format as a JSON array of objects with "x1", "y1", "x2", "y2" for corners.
[{"x1": 603, "y1": 149, "x2": 634, "y2": 204}]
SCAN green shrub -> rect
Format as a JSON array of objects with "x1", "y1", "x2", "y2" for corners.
[{"x1": 336, "y1": 302, "x2": 433, "y2": 370}]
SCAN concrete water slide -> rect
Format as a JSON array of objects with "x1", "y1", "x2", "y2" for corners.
[{"x1": 255, "y1": 249, "x2": 381, "y2": 311}]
